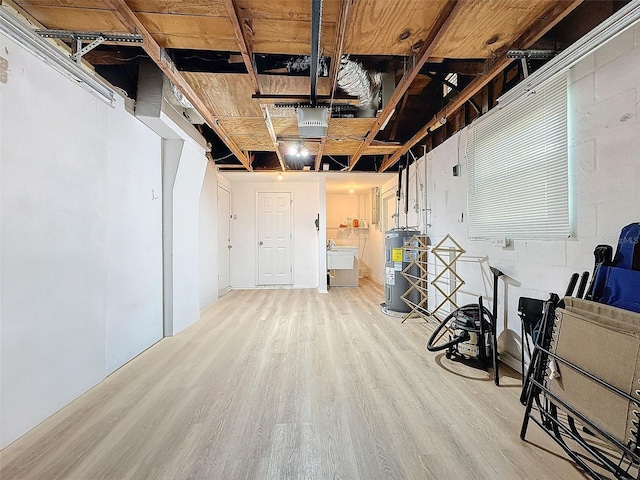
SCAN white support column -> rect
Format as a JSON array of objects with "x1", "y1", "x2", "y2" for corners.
[{"x1": 318, "y1": 176, "x2": 328, "y2": 293}]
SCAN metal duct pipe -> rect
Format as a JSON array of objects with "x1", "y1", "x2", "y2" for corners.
[
  {"x1": 337, "y1": 58, "x2": 374, "y2": 107},
  {"x1": 336, "y1": 58, "x2": 385, "y2": 117},
  {"x1": 310, "y1": 0, "x2": 323, "y2": 105},
  {"x1": 405, "y1": 153, "x2": 410, "y2": 228}
]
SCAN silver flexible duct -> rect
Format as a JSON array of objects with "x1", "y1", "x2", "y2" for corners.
[{"x1": 336, "y1": 58, "x2": 381, "y2": 111}]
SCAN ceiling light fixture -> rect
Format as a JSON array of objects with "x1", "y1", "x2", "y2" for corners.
[
  {"x1": 278, "y1": 172, "x2": 283, "y2": 180},
  {"x1": 288, "y1": 143, "x2": 309, "y2": 158}
]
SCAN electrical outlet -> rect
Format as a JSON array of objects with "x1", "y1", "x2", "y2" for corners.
[{"x1": 492, "y1": 237, "x2": 510, "y2": 247}]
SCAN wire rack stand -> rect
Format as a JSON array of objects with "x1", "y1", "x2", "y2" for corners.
[{"x1": 400, "y1": 234, "x2": 430, "y2": 323}]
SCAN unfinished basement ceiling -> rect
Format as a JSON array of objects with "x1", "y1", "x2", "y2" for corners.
[{"x1": 7, "y1": 0, "x2": 630, "y2": 172}]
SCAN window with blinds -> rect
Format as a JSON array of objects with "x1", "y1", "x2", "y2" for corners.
[{"x1": 467, "y1": 72, "x2": 569, "y2": 240}]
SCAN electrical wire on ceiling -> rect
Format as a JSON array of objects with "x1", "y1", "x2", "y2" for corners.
[
  {"x1": 327, "y1": 155, "x2": 348, "y2": 170},
  {"x1": 90, "y1": 54, "x2": 146, "y2": 62},
  {"x1": 210, "y1": 151, "x2": 236, "y2": 162},
  {"x1": 329, "y1": 118, "x2": 366, "y2": 139},
  {"x1": 238, "y1": 116, "x2": 268, "y2": 150}
]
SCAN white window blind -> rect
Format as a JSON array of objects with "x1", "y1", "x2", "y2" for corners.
[{"x1": 467, "y1": 72, "x2": 569, "y2": 240}]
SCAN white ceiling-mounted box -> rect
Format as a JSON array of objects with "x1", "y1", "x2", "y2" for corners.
[{"x1": 297, "y1": 106, "x2": 329, "y2": 138}]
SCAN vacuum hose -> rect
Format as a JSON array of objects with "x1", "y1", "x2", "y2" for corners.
[{"x1": 426, "y1": 303, "x2": 492, "y2": 352}]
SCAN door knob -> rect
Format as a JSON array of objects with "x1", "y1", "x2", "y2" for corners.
[{"x1": 259, "y1": 241, "x2": 263, "y2": 245}]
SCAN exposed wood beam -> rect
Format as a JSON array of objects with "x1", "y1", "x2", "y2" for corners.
[
  {"x1": 315, "y1": 138, "x2": 326, "y2": 171},
  {"x1": 222, "y1": 0, "x2": 261, "y2": 94},
  {"x1": 421, "y1": 59, "x2": 488, "y2": 76},
  {"x1": 424, "y1": 71, "x2": 481, "y2": 114},
  {"x1": 262, "y1": 106, "x2": 286, "y2": 172},
  {"x1": 105, "y1": 0, "x2": 252, "y2": 171},
  {"x1": 389, "y1": 91, "x2": 410, "y2": 141},
  {"x1": 380, "y1": 0, "x2": 584, "y2": 172},
  {"x1": 328, "y1": 0, "x2": 351, "y2": 101},
  {"x1": 348, "y1": 0, "x2": 463, "y2": 171}
]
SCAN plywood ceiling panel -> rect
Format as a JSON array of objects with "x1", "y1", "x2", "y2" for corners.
[
  {"x1": 322, "y1": 139, "x2": 399, "y2": 156},
  {"x1": 217, "y1": 117, "x2": 266, "y2": 136},
  {"x1": 342, "y1": 0, "x2": 450, "y2": 55},
  {"x1": 127, "y1": 0, "x2": 229, "y2": 17},
  {"x1": 184, "y1": 73, "x2": 263, "y2": 117},
  {"x1": 432, "y1": 0, "x2": 558, "y2": 59},
  {"x1": 14, "y1": 5, "x2": 127, "y2": 32},
  {"x1": 234, "y1": 0, "x2": 339, "y2": 54},
  {"x1": 17, "y1": 0, "x2": 107, "y2": 7},
  {"x1": 234, "y1": 0, "x2": 339, "y2": 23},
  {"x1": 364, "y1": 144, "x2": 400, "y2": 155},
  {"x1": 327, "y1": 118, "x2": 376, "y2": 139},
  {"x1": 244, "y1": 19, "x2": 336, "y2": 56},
  {"x1": 271, "y1": 118, "x2": 299, "y2": 138},
  {"x1": 136, "y1": 13, "x2": 237, "y2": 51},
  {"x1": 259, "y1": 75, "x2": 331, "y2": 96},
  {"x1": 229, "y1": 133, "x2": 275, "y2": 152}
]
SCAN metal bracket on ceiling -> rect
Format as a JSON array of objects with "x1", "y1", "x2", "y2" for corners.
[
  {"x1": 507, "y1": 50, "x2": 558, "y2": 79},
  {"x1": 71, "y1": 36, "x2": 105, "y2": 64},
  {"x1": 35, "y1": 29, "x2": 143, "y2": 64}
]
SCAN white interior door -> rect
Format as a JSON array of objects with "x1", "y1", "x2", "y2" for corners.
[
  {"x1": 257, "y1": 191, "x2": 292, "y2": 285},
  {"x1": 217, "y1": 185, "x2": 231, "y2": 293}
]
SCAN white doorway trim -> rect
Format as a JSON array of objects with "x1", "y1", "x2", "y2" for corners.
[{"x1": 217, "y1": 184, "x2": 231, "y2": 295}]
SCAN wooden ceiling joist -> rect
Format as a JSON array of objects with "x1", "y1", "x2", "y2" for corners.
[
  {"x1": 222, "y1": 0, "x2": 261, "y2": 94},
  {"x1": 347, "y1": 0, "x2": 464, "y2": 171},
  {"x1": 222, "y1": 0, "x2": 286, "y2": 171},
  {"x1": 314, "y1": 137, "x2": 326, "y2": 171},
  {"x1": 380, "y1": 0, "x2": 584, "y2": 172},
  {"x1": 105, "y1": 0, "x2": 252, "y2": 171},
  {"x1": 328, "y1": 0, "x2": 351, "y2": 101},
  {"x1": 262, "y1": 107, "x2": 287, "y2": 171}
]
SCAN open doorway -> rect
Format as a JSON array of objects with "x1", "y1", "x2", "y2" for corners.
[
  {"x1": 325, "y1": 174, "x2": 395, "y2": 287},
  {"x1": 217, "y1": 185, "x2": 231, "y2": 295}
]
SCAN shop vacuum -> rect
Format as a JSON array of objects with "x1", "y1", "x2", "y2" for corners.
[{"x1": 426, "y1": 267, "x2": 503, "y2": 385}]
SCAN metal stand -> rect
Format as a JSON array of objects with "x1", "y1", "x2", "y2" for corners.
[
  {"x1": 489, "y1": 266, "x2": 503, "y2": 386},
  {"x1": 430, "y1": 234, "x2": 465, "y2": 319},
  {"x1": 400, "y1": 234, "x2": 430, "y2": 322}
]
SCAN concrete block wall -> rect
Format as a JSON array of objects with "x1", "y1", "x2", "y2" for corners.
[{"x1": 383, "y1": 22, "x2": 640, "y2": 369}]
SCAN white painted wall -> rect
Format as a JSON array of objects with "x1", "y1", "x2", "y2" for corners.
[
  {"x1": 199, "y1": 160, "x2": 219, "y2": 310},
  {"x1": 167, "y1": 141, "x2": 207, "y2": 335},
  {"x1": 105, "y1": 99, "x2": 163, "y2": 376},
  {"x1": 230, "y1": 181, "x2": 319, "y2": 288},
  {"x1": 0, "y1": 32, "x2": 163, "y2": 447},
  {"x1": 414, "y1": 23, "x2": 640, "y2": 369}
]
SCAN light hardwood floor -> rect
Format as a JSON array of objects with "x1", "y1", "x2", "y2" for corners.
[{"x1": 1, "y1": 279, "x2": 587, "y2": 479}]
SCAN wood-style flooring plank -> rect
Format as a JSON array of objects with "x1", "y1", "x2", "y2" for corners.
[{"x1": 0, "y1": 279, "x2": 586, "y2": 479}]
